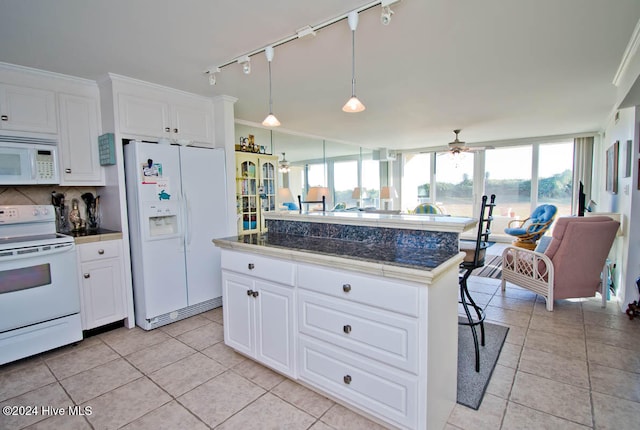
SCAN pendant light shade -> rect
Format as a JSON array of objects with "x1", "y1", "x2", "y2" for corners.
[
  {"x1": 262, "y1": 46, "x2": 281, "y2": 127},
  {"x1": 342, "y1": 11, "x2": 365, "y2": 113}
]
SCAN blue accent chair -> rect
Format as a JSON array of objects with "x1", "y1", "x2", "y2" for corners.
[
  {"x1": 504, "y1": 204, "x2": 557, "y2": 249},
  {"x1": 413, "y1": 203, "x2": 445, "y2": 214}
]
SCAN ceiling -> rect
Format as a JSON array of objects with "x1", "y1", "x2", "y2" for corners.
[{"x1": 1, "y1": 0, "x2": 639, "y2": 151}]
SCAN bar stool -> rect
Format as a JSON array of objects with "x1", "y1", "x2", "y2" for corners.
[{"x1": 459, "y1": 194, "x2": 495, "y2": 372}]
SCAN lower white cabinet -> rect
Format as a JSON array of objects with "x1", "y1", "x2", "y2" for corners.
[
  {"x1": 77, "y1": 239, "x2": 127, "y2": 330},
  {"x1": 219, "y1": 248, "x2": 459, "y2": 430},
  {"x1": 222, "y1": 253, "x2": 295, "y2": 378}
]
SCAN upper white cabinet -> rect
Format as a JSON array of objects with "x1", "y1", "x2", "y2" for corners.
[
  {"x1": 115, "y1": 79, "x2": 214, "y2": 146},
  {"x1": 0, "y1": 83, "x2": 57, "y2": 134},
  {"x1": 58, "y1": 93, "x2": 104, "y2": 185},
  {"x1": 117, "y1": 94, "x2": 169, "y2": 139}
]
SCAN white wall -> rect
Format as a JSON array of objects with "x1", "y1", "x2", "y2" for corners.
[{"x1": 597, "y1": 107, "x2": 639, "y2": 310}]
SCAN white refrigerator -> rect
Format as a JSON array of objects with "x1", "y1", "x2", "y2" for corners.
[{"x1": 124, "y1": 141, "x2": 230, "y2": 330}]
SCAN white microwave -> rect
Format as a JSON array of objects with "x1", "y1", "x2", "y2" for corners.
[{"x1": 0, "y1": 136, "x2": 59, "y2": 185}]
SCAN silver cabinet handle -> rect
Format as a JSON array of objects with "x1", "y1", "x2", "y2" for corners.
[
  {"x1": 343, "y1": 375, "x2": 352, "y2": 384},
  {"x1": 248, "y1": 263, "x2": 255, "y2": 270},
  {"x1": 98, "y1": 249, "x2": 105, "y2": 255},
  {"x1": 342, "y1": 284, "x2": 351, "y2": 292},
  {"x1": 173, "y1": 128, "x2": 178, "y2": 133},
  {"x1": 83, "y1": 273, "x2": 90, "y2": 279},
  {"x1": 343, "y1": 325, "x2": 352, "y2": 334},
  {"x1": 164, "y1": 127, "x2": 170, "y2": 132},
  {"x1": 1, "y1": 115, "x2": 8, "y2": 121},
  {"x1": 65, "y1": 168, "x2": 72, "y2": 173}
]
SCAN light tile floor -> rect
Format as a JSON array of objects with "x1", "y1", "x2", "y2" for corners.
[{"x1": 2, "y1": 259, "x2": 640, "y2": 429}]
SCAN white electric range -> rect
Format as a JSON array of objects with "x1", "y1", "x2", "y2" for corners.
[{"x1": 0, "y1": 204, "x2": 82, "y2": 365}]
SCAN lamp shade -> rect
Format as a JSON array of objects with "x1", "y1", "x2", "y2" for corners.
[
  {"x1": 306, "y1": 187, "x2": 329, "y2": 201},
  {"x1": 380, "y1": 186, "x2": 398, "y2": 199},
  {"x1": 277, "y1": 187, "x2": 294, "y2": 203}
]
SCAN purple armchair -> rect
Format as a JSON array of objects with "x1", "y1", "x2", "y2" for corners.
[{"x1": 501, "y1": 216, "x2": 619, "y2": 311}]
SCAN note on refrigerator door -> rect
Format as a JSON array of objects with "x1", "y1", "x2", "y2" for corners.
[
  {"x1": 142, "y1": 162, "x2": 163, "y2": 184},
  {"x1": 156, "y1": 178, "x2": 171, "y2": 200}
]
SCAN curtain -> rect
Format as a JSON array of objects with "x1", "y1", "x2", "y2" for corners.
[{"x1": 573, "y1": 136, "x2": 594, "y2": 208}]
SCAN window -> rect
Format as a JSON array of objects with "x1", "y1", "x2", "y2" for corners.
[
  {"x1": 333, "y1": 160, "x2": 358, "y2": 207},
  {"x1": 402, "y1": 153, "x2": 431, "y2": 212},
  {"x1": 538, "y1": 142, "x2": 573, "y2": 216},
  {"x1": 361, "y1": 159, "x2": 380, "y2": 208},
  {"x1": 435, "y1": 152, "x2": 474, "y2": 216},
  {"x1": 485, "y1": 146, "x2": 533, "y2": 220}
]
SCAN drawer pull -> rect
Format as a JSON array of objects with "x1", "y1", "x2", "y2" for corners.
[
  {"x1": 98, "y1": 249, "x2": 105, "y2": 255},
  {"x1": 1, "y1": 115, "x2": 8, "y2": 121},
  {"x1": 83, "y1": 273, "x2": 90, "y2": 279},
  {"x1": 173, "y1": 128, "x2": 179, "y2": 133},
  {"x1": 248, "y1": 263, "x2": 255, "y2": 270},
  {"x1": 343, "y1": 374, "x2": 352, "y2": 384},
  {"x1": 343, "y1": 324, "x2": 352, "y2": 334},
  {"x1": 342, "y1": 283, "x2": 351, "y2": 293},
  {"x1": 251, "y1": 290, "x2": 259, "y2": 298},
  {"x1": 164, "y1": 127, "x2": 170, "y2": 132},
  {"x1": 65, "y1": 168, "x2": 72, "y2": 173},
  {"x1": 247, "y1": 289, "x2": 253, "y2": 296}
]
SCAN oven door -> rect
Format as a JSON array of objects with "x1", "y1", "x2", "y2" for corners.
[{"x1": 0, "y1": 242, "x2": 80, "y2": 332}]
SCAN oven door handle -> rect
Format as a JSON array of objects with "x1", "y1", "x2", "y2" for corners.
[{"x1": 0, "y1": 242, "x2": 75, "y2": 263}]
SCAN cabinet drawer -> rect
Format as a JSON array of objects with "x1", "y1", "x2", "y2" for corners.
[
  {"x1": 78, "y1": 240, "x2": 121, "y2": 262},
  {"x1": 298, "y1": 264, "x2": 419, "y2": 317},
  {"x1": 299, "y1": 290, "x2": 418, "y2": 374},
  {"x1": 299, "y1": 336, "x2": 417, "y2": 430},
  {"x1": 221, "y1": 250, "x2": 295, "y2": 286}
]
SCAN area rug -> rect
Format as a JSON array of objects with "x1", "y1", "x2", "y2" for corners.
[
  {"x1": 471, "y1": 254, "x2": 503, "y2": 279},
  {"x1": 457, "y1": 319, "x2": 509, "y2": 410}
]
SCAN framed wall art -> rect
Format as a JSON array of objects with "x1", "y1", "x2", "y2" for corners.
[
  {"x1": 624, "y1": 139, "x2": 632, "y2": 178},
  {"x1": 605, "y1": 141, "x2": 618, "y2": 194}
]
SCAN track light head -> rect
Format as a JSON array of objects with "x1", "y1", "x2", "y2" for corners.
[
  {"x1": 381, "y1": 6, "x2": 394, "y2": 25},
  {"x1": 206, "y1": 67, "x2": 221, "y2": 85},
  {"x1": 237, "y1": 56, "x2": 251, "y2": 74}
]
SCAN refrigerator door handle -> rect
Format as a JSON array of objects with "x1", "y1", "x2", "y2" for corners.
[{"x1": 184, "y1": 191, "x2": 193, "y2": 246}]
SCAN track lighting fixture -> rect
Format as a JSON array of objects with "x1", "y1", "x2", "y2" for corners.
[
  {"x1": 380, "y1": 6, "x2": 394, "y2": 25},
  {"x1": 342, "y1": 11, "x2": 365, "y2": 113},
  {"x1": 237, "y1": 55, "x2": 251, "y2": 74},
  {"x1": 206, "y1": 67, "x2": 220, "y2": 85},
  {"x1": 262, "y1": 46, "x2": 281, "y2": 127}
]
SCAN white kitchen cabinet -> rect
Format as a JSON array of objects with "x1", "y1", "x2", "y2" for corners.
[
  {"x1": 0, "y1": 83, "x2": 57, "y2": 133},
  {"x1": 77, "y1": 240, "x2": 127, "y2": 330},
  {"x1": 216, "y1": 243, "x2": 460, "y2": 430},
  {"x1": 58, "y1": 93, "x2": 104, "y2": 185},
  {"x1": 221, "y1": 251, "x2": 295, "y2": 377},
  {"x1": 117, "y1": 90, "x2": 214, "y2": 145}
]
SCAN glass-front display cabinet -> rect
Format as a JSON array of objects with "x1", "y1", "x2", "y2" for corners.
[{"x1": 235, "y1": 151, "x2": 278, "y2": 234}]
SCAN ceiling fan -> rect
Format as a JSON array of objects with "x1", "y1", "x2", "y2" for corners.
[{"x1": 447, "y1": 129, "x2": 492, "y2": 154}]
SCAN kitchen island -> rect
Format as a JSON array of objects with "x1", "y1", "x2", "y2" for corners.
[{"x1": 213, "y1": 211, "x2": 476, "y2": 430}]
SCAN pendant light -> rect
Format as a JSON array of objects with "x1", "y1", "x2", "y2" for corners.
[
  {"x1": 342, "y1": 11, "x2": 365, "y2": 113},
  {"x1": 262, "y1": 46, "x2": 281, "y2": 127}
]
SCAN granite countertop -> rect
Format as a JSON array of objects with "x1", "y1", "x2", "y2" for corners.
[
  {"x1": 213, "y1": 233, "x2": 465, "y2": 284},
  {"x1": 62, "y1": 228, "x2": 123, "y2": 244},
  {"x1": 264, "y1": 211, "x2": 477, "y2": 234}
]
